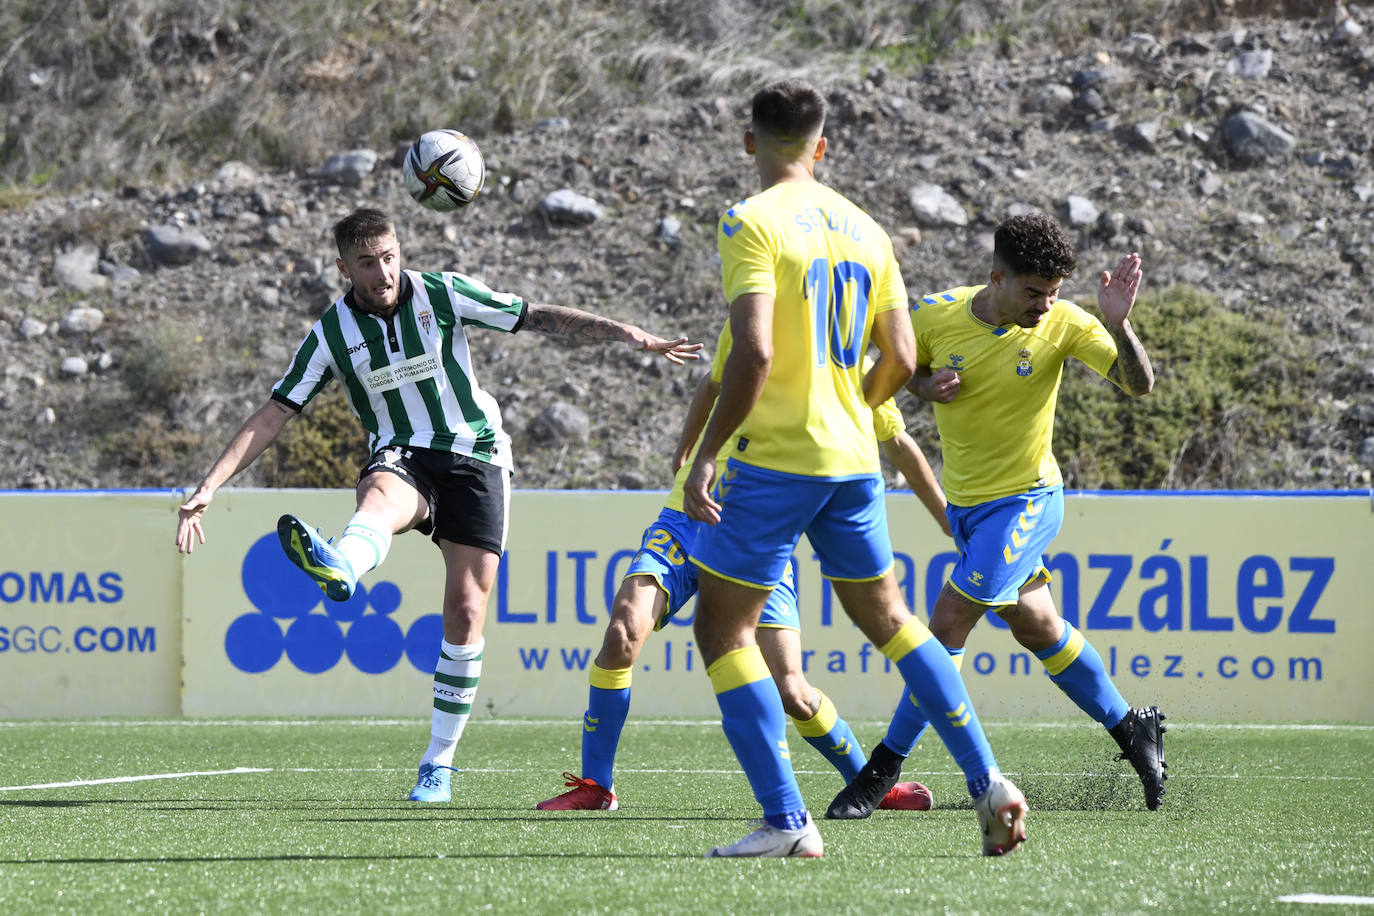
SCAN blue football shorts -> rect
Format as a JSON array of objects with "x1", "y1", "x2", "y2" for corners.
[
  {"x1": 623, "y1": 506, "x2": 800, "y2": 631},
  {"x1": 691, "y1": 458, "x2": 893, "y2": 588},
  {"x1": 946, "y1": 485, "x2": 1064, "y2": 606}
]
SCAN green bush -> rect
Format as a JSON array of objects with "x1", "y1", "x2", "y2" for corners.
[
  {"x1": 267, "y1": 388, "x2": 370, "y2": 488},
  {"x1": 1054, "y1": 285, "x2": 1321, "y2": 489}
]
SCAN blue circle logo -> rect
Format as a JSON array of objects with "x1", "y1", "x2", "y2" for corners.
[{"x1": 224, "y1": 532, "x2": 441, "y2": 674}]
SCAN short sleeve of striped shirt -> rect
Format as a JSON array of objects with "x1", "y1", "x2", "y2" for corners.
[
  {"x1": 421, "y1": 271, "x2": 526, "y2": 332},
  {"x1": 272, "y1": 325, "x2": 335, "y2": 410}
]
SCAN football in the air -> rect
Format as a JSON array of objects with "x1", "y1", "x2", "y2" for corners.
[{"x1": 403, "y1": 129, "x2": 485, "y2": 211}]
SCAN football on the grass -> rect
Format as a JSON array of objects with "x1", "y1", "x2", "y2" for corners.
[{"x1": 403, "y1": 129, "x2": 485, "y2": 211}]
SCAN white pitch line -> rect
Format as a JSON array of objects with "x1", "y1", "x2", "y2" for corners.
[
  {"x1": 264, "y1": 766, "x2": 1374, "y2": 781},
  {"x1": 0, "y1": 767, "x2": 270, "y2": 792},
  {"x1": 1276, "y1": 894, "x2": 1374, "y2": 906},
  {"x1": 4, "y1": 764, "x2": 1371, "y2": 793},
  {"x1": 0, "y1": 718, "x2": 1371, "y2": 731}
]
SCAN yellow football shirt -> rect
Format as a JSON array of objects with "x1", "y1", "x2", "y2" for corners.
[
  {"x1": 663, "y1": 328, "x2": 907, "y2": 511},
  {"x1": 717, "y1": 180, "x2": 907, "y2": 478},
  {"x1": 911, "y1": 285, "x2": 1118, "y2": 506}
]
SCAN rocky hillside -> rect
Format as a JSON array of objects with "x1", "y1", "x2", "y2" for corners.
[{"x1": 1, "y1": 1, "x2": 1371, "y2": 493}]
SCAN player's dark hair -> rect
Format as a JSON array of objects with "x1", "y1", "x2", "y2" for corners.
[
  {"x1": 334, "y1": 208, "x2": 395, "y2": 258},
  {"x1": 750, "y1": 79, "x2": 826, "y2": 146},
  {"x1": 993, "y1": 212, "x2": 1077, "y2": 279}
]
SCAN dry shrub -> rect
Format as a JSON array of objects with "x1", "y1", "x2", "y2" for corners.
[{"x1": 0, "y1": 0, "x2": 1341, "y2": 190}]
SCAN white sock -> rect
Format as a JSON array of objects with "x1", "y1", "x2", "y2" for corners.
[
  {"x1": 424, "y1": 736, "x2": 458, "y2": 769},
  {"x1": 335, "y1": 510, "x2": 391, "y2": 578},
  {"x1": 420, "y1": 638, "x2": 483, "y2": 769}
]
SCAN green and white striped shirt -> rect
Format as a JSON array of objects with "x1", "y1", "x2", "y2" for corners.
[{"x1": 272, "y1": 269, "x2": 526, "y2": 470}]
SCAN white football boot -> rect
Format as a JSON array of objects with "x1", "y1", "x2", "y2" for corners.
[
  {"x1": 975, "y1": 774, "x2": 1029, "y2": 856},
  {"x1": 706, "y1": 813, "x2": 823, "y2": 859}
]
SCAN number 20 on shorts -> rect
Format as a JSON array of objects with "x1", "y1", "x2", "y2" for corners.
[{"x1": 645, "y1": 529, "x2": 685, "y2": 566}]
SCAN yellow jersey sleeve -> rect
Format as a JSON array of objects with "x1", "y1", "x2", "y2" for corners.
[{"x1": 860, "y1": 353, "x2": 905, "y2": 442}]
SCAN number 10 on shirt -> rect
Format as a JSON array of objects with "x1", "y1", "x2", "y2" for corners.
[{"x1": 807, "y1": 257, "x2": 871, "y2": 369}]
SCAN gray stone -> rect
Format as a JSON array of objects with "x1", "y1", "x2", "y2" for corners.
[
  {"x1": 145, "y1": 224, "x2": 212, "y2": 266},
  {"x1": 319, "y1": 149, "x2": 378, "y2": 186},
  {"x1": 214, "y1": 161, "x2": 259, "y2": 189},
  {"x1": 95, "y1": 352, "x2": 114, "y2": 371},
  {"x1": 972, "y1": 155, "x2": 999, "y2": 176},
  {"x1": 1333, "y1": 18, "x2": 1364, "y2": 41},
  {"x1": 1176, "y1": 122, "x2": 1210, "y2": 145},
  {"x1": 537, "y1": 189, "x2": 605, "y2": 226},
  {"x1": 1358, "y1": 436, "x2": 1374, "y2": 467},
  {"x1": 53, "y1": 245, "x2": 108, "y2": 293},
  {"x1": 1199, "y1": 171, "x2": 1224, "y2": 196},
  {"x1": 556, "y1": 379, "x2": 586, "y2": 399},
  {"x1": 1072, "y1": 68, "x2": 1113, "y2": 90},
  {"x1": 1066, "y1": 195, "x2": 1101, "y2": 226},
  {"x1": 1075, "y1": 88, "x2": 1106, "y2": 114},
  {"x1": 530, "y1": 401, "x2": 590, "y2": 443},
  {"x1": 1130, "y1": 119, "x2": 1161, "y2": 149},
  {"x1": 1097, "y1": 210, "x2": 1127, "y2": 238},
  {"x1": 1223, "y1": 111, "x2": 1297, "y2": 164},
  {"x1": 1028, "y1": 83, "x2": 1073, "y2": 112},
  {"x1": 1325, "y1": 153, "x2": 1360, "y2": 175},
  {"x1": 907, "y1": 183, "x2": 968, "y2": 227},
  {"x1": 109, "y1": 265, "x2": 141, "y2": 287},
  {"x1": 60, "y1": 356, "x2": 88, "y2": 377},
  {"x1": 1171, "y1": 36, "x2": 1212, "y2": 54},
  {"x1": 1228, "y1": 49, "x2": 1274, "y2": 79},
  {"x1": 59, "y1": 306, "x2": 104, "y2": 334},
  {"x1": 35, "y1": 406, "x2": 55, "y2": 425},
  {"x1": 658, "y1": 216, "x2": 682, "y2": 248},
  {"x1": 19, "y1": 317, "x2": 46, "y2": 339}
]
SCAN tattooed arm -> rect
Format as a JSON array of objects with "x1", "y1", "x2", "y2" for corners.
[
  {"x1": 1105, "y1": 320, "x2": 1155, "y2": 397},
  {"x1": 1096, "y1": 253, "x2": 1155, "y2": 397},
  {"x1": 523, "y1": 302, "x2": 702, "y2": 364}
]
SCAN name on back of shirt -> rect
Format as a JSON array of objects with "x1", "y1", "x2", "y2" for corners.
[{"x1": 793, "y1": 207, "x2": 863, "y2": 242}]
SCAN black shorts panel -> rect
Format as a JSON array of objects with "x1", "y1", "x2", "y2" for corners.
[{"x1": 360, "y1": 446, "x2": 510, "y2": 554}]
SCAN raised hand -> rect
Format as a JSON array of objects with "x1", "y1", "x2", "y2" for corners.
[{"x1": 1098, "y1": 252, "x2": 1143, "y2": 328}]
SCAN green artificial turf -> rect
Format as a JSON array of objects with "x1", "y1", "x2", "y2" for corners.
[{"x1": 1, "y1": 718, "x2": 1370, "y2": 914}]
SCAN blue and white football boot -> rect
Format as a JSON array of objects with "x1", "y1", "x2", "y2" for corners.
[
  {"x1": 408, "y1": 763, "x2": 457, "y2": 803},
  {"x1": 277, "y1": 514, "x2": 356, "y2": 602}
]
